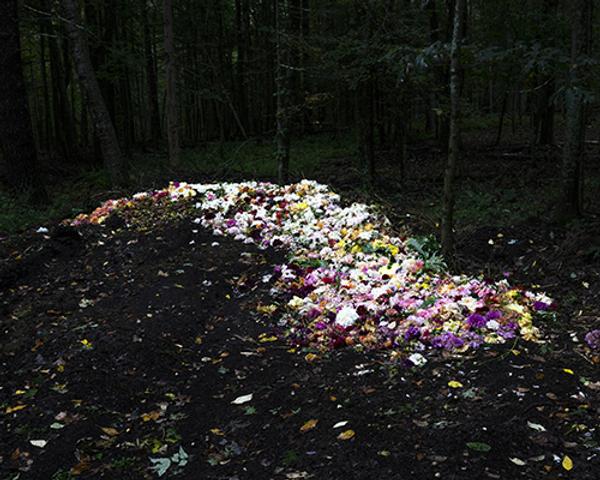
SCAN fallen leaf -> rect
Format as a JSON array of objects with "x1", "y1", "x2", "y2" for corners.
[
  {"x1": 337, "y1": 429, "x2": 355, "y2": 440},
  {"x1": 141, "y1": 410, "x2": 162, "y2": 422},
  {"x1": 527, "y1": 421, "x2": 546, "y2": 432},
  {"x1": 333, "y1": 421, "x2": 348, "y2": 429},
  {"x1": 30, "y1": 439, "x2": 47, "y2": 448},
  {"x1": 231, "y1": 393, "x2": 253, "y2": 405},
  {"x1": 100, "y1": 427, "x2": 120, "y2": 437},
  {"x1": 510, "y1": 457, "x2": 526, "y2": 466},
  {"x1": 304, "y1": 353, "x2": 318, "y2": 362},
  {"x1": 70, "y1": 459, "x2": 91, "y2": 475},
  {"x1": 258, "y1": 334, "x2": 277, "y2": 343},
  {"x1": 563, "y1": 368, "x2": 574, "y2": 375},
  {"x1": 300, "y1": 419, "x2": 318, "y2": 433},
  {"x1": 562, "y1": 455, "x2": 573, "y2": 471},
  {"x1": 286, "y1": 472, "x2": 309, "y2": 479},
  {"x1": 448, "y1": 380, "x2": 464, "y2": 389},
  {"x1": 5, "y1": 405, "x2": 27, "y2": 414},
  {"x1": 466, "y1": 442, "x2": 491, "y2": 452}
]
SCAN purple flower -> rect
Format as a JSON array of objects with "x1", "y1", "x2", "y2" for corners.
[
  {"x1": 486, "y1": 310, "x2": 502, "y2": 320},
  {"x1": 462, "y1": 332, "x2": 483, "y2": 349},
  {"x1": 467, "y1": 313, "x2": 487, "y2": 329},
  {"x1": 314, "y1": 320, "x2": 327, "y2": 330},
  {"x1": 404, "y1": 326, "x2": 421, "y2": 341},
  {"x1": 430, "y1": 332, "x2": 465, "y2": 350},
  {"x1": 533, "y1": 301, "x2": 550, "y2": 311},
  {"x1": 585, "y1": 329, "x2": 600, "y2": 351}
]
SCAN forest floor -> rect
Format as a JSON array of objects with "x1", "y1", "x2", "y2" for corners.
[{"x1": 1, "y1": 137, "x2": 600, "y2": 479}]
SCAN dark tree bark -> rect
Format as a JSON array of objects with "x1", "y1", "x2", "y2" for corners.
[
  {"x1": 163, "y1": 0, "x2": 181, "y2": 166},
  {"x1": 63, "y1": 0, "x2": 127, "y2": 186},
  {"x1": 558, "y1": 0, "x2": 592, "y2": 221},
  {"x1": 39, "y1": 17, "x2": 51, "y2": 152},
  {"x1": 143, "y1": 6, "x2": 161, "y2": 147},
  {"x1": 43, "y1": 0, "x2": 78, "y2": 162},
  {"x1": 357, "y1": 75, "x2": 375, "y2": 184},
  {"x1": 235, "y1": 0, "x2": 249, "y2": 134},
  {"x1": 536, "y1": 78, "x2": 555, "y2": 145},
  {"x1": 441, "y1": 0, "x2": 464, "y2": 257},
  {"x1": 275, "y1": 0, "x2": 291, "y2": 185},
  {"x1": 0, "y1": 0, "x2": 47, "y2": 202}
]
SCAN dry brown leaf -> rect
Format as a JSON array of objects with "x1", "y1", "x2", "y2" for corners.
[
  {"x1": 300, "y1": 419, "x2": 318, "y2": 433},
  {"x1": 337, "y1": 429, "x2": 355, "y2": 440}
]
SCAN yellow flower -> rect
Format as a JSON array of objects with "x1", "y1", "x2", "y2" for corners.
[
  {"x1": 517, "y1": 312, "x2": 533, "y2": 329},
  {"x1": 445, "y1": 320, "x2": 462, "y2": 332},
  {"x1": 506, "y1": 303, "x2": 525, "y2": 315},
  {"x1": 379, "y1": 263, "x2": 399, "y2": 276},
  {"x1": 521, "y1": 326, "x2": 540, "y2": 342},
  {"x1": 287, "y1": 296, "x2": 304, "y2": 310},
  {"x1": 484, "y1": 333, "x2": 504, "y2": 344}
]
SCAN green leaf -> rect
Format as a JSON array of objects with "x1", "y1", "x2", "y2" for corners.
[
  {"x1": 466, "y1": 442, "x2": 492, "y2": 453},
  {"x1": 244, "y1": 406, "x2": 257, "y2": 415},
  {"x1": 149, "y1": 457, "x2": 171, "y2": 477}
]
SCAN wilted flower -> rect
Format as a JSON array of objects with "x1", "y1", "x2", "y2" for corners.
[{"x1": 585, "y1": 329, "x2": 600, "y2": 351}]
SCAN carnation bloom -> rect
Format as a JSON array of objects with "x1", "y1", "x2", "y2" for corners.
[{"x1": 335, "y1": 307, "x2": 359, "y2": 328}]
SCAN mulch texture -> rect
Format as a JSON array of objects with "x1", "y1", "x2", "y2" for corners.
[{"x1": 1, "y1": 194, "x2": 599, "y2": 479}]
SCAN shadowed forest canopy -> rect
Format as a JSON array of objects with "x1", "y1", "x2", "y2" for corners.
[{"x1": 0, "y1": 0, "x2": 598, "y2": 240}]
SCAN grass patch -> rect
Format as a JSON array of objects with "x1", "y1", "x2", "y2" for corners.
[
  {"x1": 182, "y1": 132, "x2": 355, "y2": 178},
  {"x1": 0, "y1": 169, "x2": 113, "y2": 235},
  {"x1": 418, "y1": 178, "x2": 559, "y2": 230},
  {"x1": 0, "y1": 133, "x2": 357, "y2": 235}
]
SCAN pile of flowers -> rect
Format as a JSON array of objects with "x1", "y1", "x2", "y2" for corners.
[{"x1": 71, "y1": 180, "x2": 554, "y2": 357}]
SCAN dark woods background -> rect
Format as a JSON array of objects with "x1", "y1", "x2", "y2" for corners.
[{"x1": 0, "y1": 0, "x2": 598, "y2": 255}]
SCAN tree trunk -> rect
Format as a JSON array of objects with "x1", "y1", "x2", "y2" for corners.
[
  {"x1": 235, "y1": 0, "x2": 249, "y2": 135},
  {"x1": 163, "y1": 0, "x2": 181, "y2": 166},
  {"x1": 275, "y1": 0, "x2": 291, "y2": 185},
  {"x1": 39, "y1": 19, "x2": 51, "y2": 152},
  {"x1": 63, "y1": 0, "x2": 127, "y2": 187},
  {"x1": 558, "y1": 0, "x2": 592, "y2": 221},
  {"x1": 44, "y1": 0, "x2": 77, "y2": 162},
  {"x1": 537, "y1": 78, "x2": 555, "y2": 145},
  {"x1": 441, "y1": 0, "x2": 464, "y2": 257},
  {"x1": 0, "y1": 0, "x2": 47, "y2": 202}
]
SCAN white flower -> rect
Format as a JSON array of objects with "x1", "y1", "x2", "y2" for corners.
[
  {"x1": 459, "y1": 296, "x2": 479, "y2": 312},
  {"x1": 408, "y1": 353, "x2": 427, "y2": 367},
  {"x1": 486, "y1": 320, "x2": 500, "y2": 330},
  {"x1": 335, "y1": 306, "x2": 359, "y2": 327},
  {"x1": 288, "y1": 296, "x2": 304, "y2": 310},
  {"x1": 371, "y1": 287, "x2": 388, "y2": 299}
]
